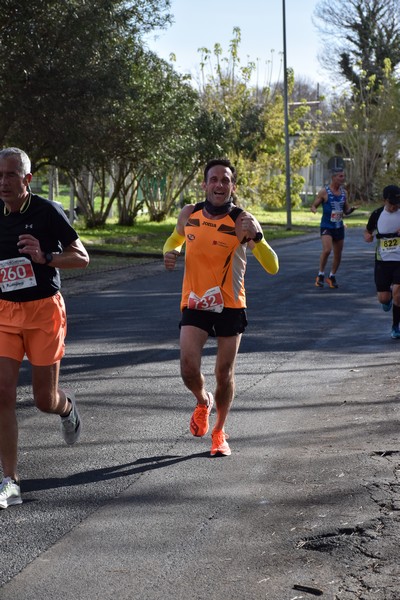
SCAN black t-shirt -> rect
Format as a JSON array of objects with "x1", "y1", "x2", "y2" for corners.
[{"x1": 0, "y1": 194, "x2": 78, "y2": 302}]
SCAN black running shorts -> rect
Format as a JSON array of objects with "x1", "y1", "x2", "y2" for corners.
[
  {"x1": 320, "y1": 226, "x2": 345, "y2": 241},
  {"x1": 180, "y1": 307, "x2": 248, "y2": 337},
  {"x1": 374, "y1": 260, "x2": 400, "y2": 291}
]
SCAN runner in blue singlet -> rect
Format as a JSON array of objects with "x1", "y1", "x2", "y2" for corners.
[{"x1": 310, "y1": 168, "x2": 356, "y2": 289}]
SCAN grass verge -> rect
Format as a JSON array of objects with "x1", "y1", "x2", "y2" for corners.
[{"x1": 74, "y1": 205, "x2": 373, "y2": 255}]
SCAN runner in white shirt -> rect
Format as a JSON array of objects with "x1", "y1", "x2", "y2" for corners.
[{"x1": 364, "y1": 184, "x2": 400, "y2": 339}]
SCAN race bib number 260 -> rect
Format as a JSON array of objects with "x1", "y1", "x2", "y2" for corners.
[{"x1": 0, "y1": 257, "x2": 37, "y2": 292}]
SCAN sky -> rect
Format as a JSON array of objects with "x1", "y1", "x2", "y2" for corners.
[{"x1": 145, "y1": 0, "x2": 329, "y2": 92}]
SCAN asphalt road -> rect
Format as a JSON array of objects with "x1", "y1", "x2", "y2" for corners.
[{"x1": 0, "y1": 228, "x2": 399, "y2": 600}]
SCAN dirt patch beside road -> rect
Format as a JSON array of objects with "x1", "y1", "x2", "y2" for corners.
[{"x1": 299, "y1": 453, "x2": 400, "y2": 599}]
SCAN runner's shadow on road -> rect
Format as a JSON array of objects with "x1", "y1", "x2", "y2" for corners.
[{"x1": 22, "y1": 452, "x2": 210, "y2": 493}]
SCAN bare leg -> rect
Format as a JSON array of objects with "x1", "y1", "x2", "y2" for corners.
[
  {"x1": 0, "y1": 358, "x2": 21, "y2": 481},
  {"x1": 32, "y1": 361, "x2": 71, "y2": 416},
  {"x1": 378, "y1": 291, "x2": 392, "y2": 305},
  {"x1": 391, "y1": 285, "x2": 400, "y2": 328},
  {"x1": 331, "y1": 238, "x2": 344, "y2": 274},
  {"x1": 180, "y1": 325, "x2": 210, "y2": 405},
  {"x1": 213, "y1": 334, "x2": 242, "y2": 431},
  {"x1": 392, "y1": 283, "x2": 400, "y2": 307},
  {"x1": 318, "y1": 235, "x2": 333, "y2": 272}
]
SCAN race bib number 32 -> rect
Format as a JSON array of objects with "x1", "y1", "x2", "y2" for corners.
[
  {"x1": 0, "y1": 257, "x2": 37, "y2": 292},
  {"x1": 188, "y1": 286, "x2": 224, "y2": 313}
]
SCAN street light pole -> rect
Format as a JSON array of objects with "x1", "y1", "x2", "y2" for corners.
[{"x1": 282, "y1": 0, "x2": 292, "y2": 229}]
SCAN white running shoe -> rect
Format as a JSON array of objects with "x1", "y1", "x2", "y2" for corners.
[
  {"x1": 61, "y1": 392, "x2": 82, "y2": 445},
  {"x1": 0, "y1": 477, "x2": 22, "y2": 509}
]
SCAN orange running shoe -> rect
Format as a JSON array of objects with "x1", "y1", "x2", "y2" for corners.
[
  {"x1": 210, "y1": 430, "x2": 231, "y2": 456},
  {"x1": 190, "y1": 392, "x2": 214, "y2": 437},
  {"x1": 326, "y1": 275, "x2": 339, "y2": 288}
]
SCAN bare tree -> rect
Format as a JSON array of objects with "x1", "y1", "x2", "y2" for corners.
[{"x1": 313, "y1": 0, "x2": 400, "y2": 87}]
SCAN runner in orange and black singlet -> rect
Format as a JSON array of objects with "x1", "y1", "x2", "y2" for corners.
[{"x1": 163, "y1": 158, "x2": 279, "y2": 457}]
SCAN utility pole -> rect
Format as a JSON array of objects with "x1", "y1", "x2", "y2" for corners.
[{"x1": 282, "y1": 0, "x2": 292, "y2": 229}]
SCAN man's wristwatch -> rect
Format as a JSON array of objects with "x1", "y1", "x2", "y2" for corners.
[
  {"x1": 44, "y1": 252, "x2": 53, "y2": 264},
  {"x1": 252, "y1": 232, "x2": 263, "y2": 243}
]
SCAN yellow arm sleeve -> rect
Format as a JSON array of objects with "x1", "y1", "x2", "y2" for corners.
[
  {"x1": 163, "y1": 227, "x2": 186, "y2": 255},
  {"x1": 251, "y1": 238, "x2": 279, "y2": 274}
]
